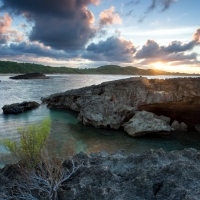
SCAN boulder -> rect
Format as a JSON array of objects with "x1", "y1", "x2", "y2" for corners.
[
  {"x1": 9, "y1": 73, "x2": 49, "y2": 79},
  {"x1": 171, "y1": 120, "x2": 188, "y2": 132},
  {"x1": 195, "y1": 124, "x2": 200, "y2": 132},
  {"x1": 123, "y1": 111, "x2": 171, "y2": 137},
  {"x1": 2, "y1": 101, "x2": 40, "y2": 114}
]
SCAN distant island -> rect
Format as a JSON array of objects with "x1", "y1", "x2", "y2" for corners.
[{"x1": 0, "y1": 60, "x2": 198, "y2": 76}]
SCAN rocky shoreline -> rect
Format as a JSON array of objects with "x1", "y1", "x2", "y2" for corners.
[
  {"x1": 1, "y1": 148, "x2": 200, "y2": 200},
  {"x1": 42, "y1": 77, "x2": 200, "y2": 137}
]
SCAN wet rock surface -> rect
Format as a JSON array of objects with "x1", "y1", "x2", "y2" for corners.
[
  {"x1": 1, "y1": 148, "x2": 200, "y2": 200},
  {"x1": 9, "y1": 72, "x2": 49, "y2": 79},
  {"x1": 42, "y1": 77, "x2": 200, "y2": 133},
  {"x1": 2, "y1": 101, "x2": 40, "y2": 114}
]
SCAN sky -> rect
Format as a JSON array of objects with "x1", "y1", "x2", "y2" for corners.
[{"x1": 0, "y1": 0, "x2": 200, "y2": 73}]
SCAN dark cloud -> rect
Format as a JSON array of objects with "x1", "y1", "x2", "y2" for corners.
[
  {"x1": 0, "y1": 0, "x2": 99, "y2": 50},
  {"x1": 83, "y1": 36, "x2": 136, "y2": 62},
  {"x1": 0, "y1": 41, "x2": 79, "y2": 59},
  {"x1": 125, "y1": 0, "x2": 140, "y2": 6},
  {"x1": 138, "y1": 0, "x2": 177, "y2": 22}
]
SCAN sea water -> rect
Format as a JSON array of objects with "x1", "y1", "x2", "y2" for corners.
[{"x1": 0, "y1": 74, "x2": 200, "y2": 167}]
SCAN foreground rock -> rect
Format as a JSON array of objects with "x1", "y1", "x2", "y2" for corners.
[
  {"x1": 2, "y1": 101, "x2": 40, "y2": 114},
  {"x1": 9, "y1": 72, "x2": 49, "y2": 79},
  {"x1": 1, "y1": 148, "x2": 200, "y2": 200},
  {"x1": 42, "y1": 77, "x2": 200, "y2": 133},
  {"x1": 123, "y1": 111, "x2": 171, "y2": 137}
]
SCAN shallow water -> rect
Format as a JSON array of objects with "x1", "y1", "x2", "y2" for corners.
[{"x1": 0, "y1": 74, "x2": 200, "y2": 167}]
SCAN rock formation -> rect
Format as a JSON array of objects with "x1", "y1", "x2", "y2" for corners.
[
  {"x1": 42, "y1": 77, "x2": 200, "y2": 135},
  {"x1": 9, "y1": 72, "x2": 49, "y2": 79},
  {"x1": 1, "y1": 148, "x2": 200, "y2": 200},
  {"x1": 123, "y1": 111, "x2": 171, "y2": 137},
  {"x1": 171, "y1": 120, "x2": 188, "y2": 132},
  {"x1": 2, "y1": 101, "x2": 40, "y2": 114}
]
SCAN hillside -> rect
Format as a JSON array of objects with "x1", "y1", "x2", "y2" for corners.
[{"x1": 0, "y1": 61, "x2": 196, "y2": 75}]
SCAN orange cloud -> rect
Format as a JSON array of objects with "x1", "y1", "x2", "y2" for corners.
[
  {"x1": 193, "y1": 28, "x2": 200, "y2": 43},
  {"x1": 99, "y1": 6, "x2": 122, "y2": 26},
  {"x1": 0, "y1": 13, "x2": 12, "y2": 33}
]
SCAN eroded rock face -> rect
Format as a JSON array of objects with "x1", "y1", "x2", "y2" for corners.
[
  {"x1": 9, "y1": 73, "x2": 49, "y2": 79},
  {"x1": 123, "y1": 111, "x2": 171, "y2": 137},
  {"x1": 2, "y1": 101, "x2": 40, "y2": 114},
  {"x1": 1, "y1": 149, "x2": 200, "y2": 200},
  {"x1": 42, "y1": 77, "x2": 200, "y2": 132}
]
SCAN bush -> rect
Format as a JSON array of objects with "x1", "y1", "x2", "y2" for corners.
[{"x1": 1, "y1": 117, "x2": 51, "y2": 168}]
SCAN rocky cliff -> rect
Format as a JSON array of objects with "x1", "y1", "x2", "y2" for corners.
[
  {"x1": 42, "y1": 77, "x2": 200, "y2": 135},
  {"x1": 1, "y1": 148, "x2": 200, "y2": 200}
]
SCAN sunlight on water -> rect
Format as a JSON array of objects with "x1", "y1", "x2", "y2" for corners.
[{"x1": 0, "y1": 74, "x2": 200, "y2": 167}]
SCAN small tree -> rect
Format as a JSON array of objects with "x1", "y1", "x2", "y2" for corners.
[{"x1": 1, "y1": 117, "x2": 51, "y2": 168}]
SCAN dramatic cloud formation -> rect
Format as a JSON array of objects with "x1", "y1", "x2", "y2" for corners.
[
  {"x1": 99, "y1": 6, "x2": 122, "y2": 26},
  {"x1": 0, "y1": 0, "x2": 99, "y2": 50},
  {"x1": 135, "y1": 28, "x2": 200, "y2": 64},
  {"x1": 83, "y1": 36, "x2": 136, "y2": 62},
  {"x1": 138, "y1": 0, "x2": 177, "y2": 22}
]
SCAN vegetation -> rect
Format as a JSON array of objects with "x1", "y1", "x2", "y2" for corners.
[
  {"x1": 0, "y1": 60, "x2": 195, "y2": 75},
  {"x1": 0, "y1": 118, "x2": 82, "y2": 200},
  {"x1": 1, "y1": 117, "x2": 51, "y2": 168}
]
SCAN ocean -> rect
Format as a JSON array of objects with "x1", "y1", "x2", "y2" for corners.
[{"x1": 0, "y1": 74, "x2": 200, "y2": 167}]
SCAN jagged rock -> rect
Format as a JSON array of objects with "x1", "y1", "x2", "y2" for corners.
[
  {"x1": 171, "y1": 120, "x2": 188, "y2": 132},
  {"x1": 1, "y1": 149, "x2": 200, "y2": 200},
  {"x1": 42, "y1": 77, "x2": 200, "y2": 132},
  {"x1": 77, "y1": 100, "x2": 136, "y2": 129},
  {"x1": 123, "y1": 111, "x2": 171, "y2": 137},
  {"x1": 195, "y1": 125, "x2": 200, "y2": 132},
  {"x1": 9, "y1": 72, "x2": 49, "y2": 79},
  {"x1": 2, "y1": 101, "x2": 40, "y2": 114}
]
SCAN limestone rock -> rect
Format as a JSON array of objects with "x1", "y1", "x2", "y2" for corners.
[
  {"x1": 123, "y1": 111, "x2": 171, "y2": 137},
  {"x1": 1, "y1": 148, "x2": 200, "y2": 200},
  {"x1": 9, "y1": 73, "x2": 49, "y2": 79},
  {"x1": 195, "y1": 124, "x2": 200, "y2": 132},
  {"x1": 42, "y1": 77, "x2": 200, "y2": 130},
  {"x1": 78, "y1": 100, "x2": 136, "y2": 129},
  {"x1": 171, "y1": 120, "x2": 188, "y2": 132},
  {"x1": 2, "y1": 101, "x2": 40, "y2": 114}
]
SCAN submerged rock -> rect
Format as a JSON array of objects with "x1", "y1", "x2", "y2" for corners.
[
  {"x1": 42, "y1": 77, "x2": 200, "y2": 135},
  {"x1": 123, "y1": 111, "x2": 171, "y2": 137},
  {"x1": 195, "y1": 125, "x2": 200, "y2": 132},
  {"x1": 1, "y1": 148, "x2": 200, "y2": 200},
  {"x1": 2, "y1": 101, "x2": 40, "y2": 114},
  {"x1": 9, "y1": 72, "x2": 49, "y2": 79},
  {"x1": 171, "y1": 120, "x2": 188, "y2": 132}
]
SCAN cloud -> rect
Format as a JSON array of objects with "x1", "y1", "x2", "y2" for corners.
[
  {"x1": 193, "y1": 28, "x2": 200, "y2": 43},
  {"x1": 83, "y1": 36, "x2": 136, "y2": 62},
  {"x1": 99, "y1": 6, "x2": 122, "y2": 26},
  {"x1": 0, "y1": 13, "x2": 12, "y2": 43},
  {"x1": 135, "y1": 27, "x2": 200, "y2": 65},
  {"x1": 125, "y1": 0, "x2": 140, "y2": 6},
  {"x1": 0, "y1": 41, "x2": 80, "y2": 60},
  {"x1": 0, "y1": 0, "x2": 99, "y2": 50},
  {"x1": 138, "y1": 0, "x2": 177, "y2": 22}
]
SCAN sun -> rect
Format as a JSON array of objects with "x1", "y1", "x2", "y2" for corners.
[{"x1": 153, "y1": 62, "x2": 167, "y2": 70}]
